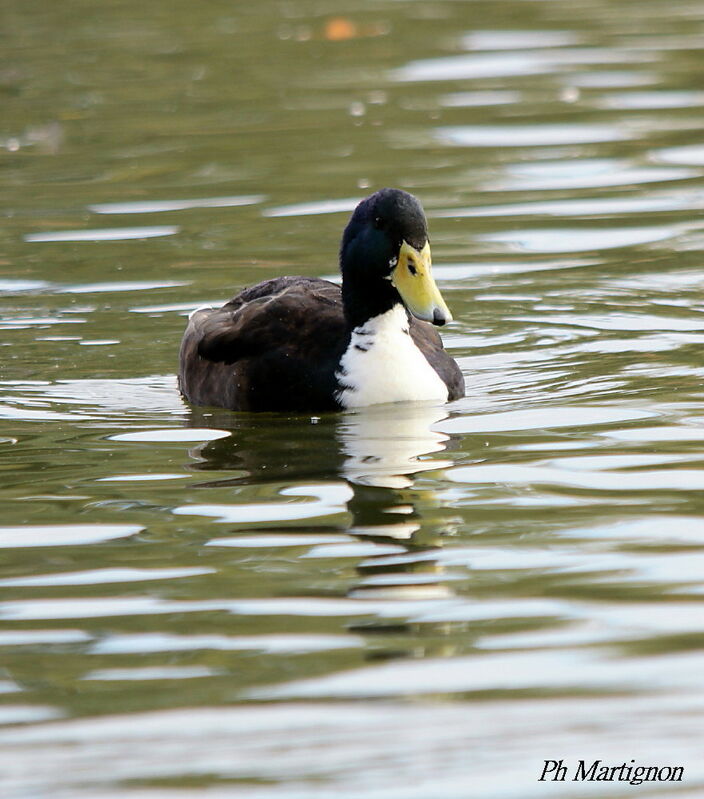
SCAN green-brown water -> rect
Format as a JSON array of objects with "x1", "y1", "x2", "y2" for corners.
[{"x1": 3, "y1": 0, "x2": 704, "y2": 796}]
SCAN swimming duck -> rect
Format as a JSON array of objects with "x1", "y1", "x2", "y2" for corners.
[{"x1": 178, "y1": 188, "x2": 464, "y2": 412}]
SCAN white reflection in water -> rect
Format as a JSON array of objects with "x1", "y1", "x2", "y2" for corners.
[
  {"x1": 450, "y1": 463, "x2": 704, "y2": 491},
  {"x1": 24, "y1": 226, "x2": 179, "y2": 242},
  {"x1": 98, "y1": 473, "x2": 188, "y2": 482},
  {"x1": 340, "y1": 402, "x2": 451, "y2": 488},
  {"x1": 437, "y1": 544, "x2": 704, "y2": 590},
  {"x1": 129, "y1": 299, "x2": 224, "y2": 315},
  {"x1": 352, "y1": 522, "x2": 420, "y2": 540},
  {"x1": 594, "y1": 89, "x2": 704, "y2": 109},
  {"x1": 393, "y1": 52, "x2": 560, "y2": 82},
  {"x1": 2, "y1": 696, "x2": 703, "y2": 799},
  {"x1": 564, "y1": 69, "x2": 659, "y2": 87},
  {"x1": 0, "y1": 630, "x2": 91, "y2": 646},
  {"x1": 572, "y1": 335, "x2": 703, "y2": 354},
  {"x1": 0, "y1": 524, "x2": 143, "y2": 548},
  {"x1": 607, "y1": 268, "x2": 704, "y2": 291},
  {"x1": 393, "y1": 45, "x2": 653, "y2": 83},
  {"x1": 0, "y1": 567, "x2": 212, "y2": 588},
  {"x1": 602, "y1": 426, "x2": 704, "y2": 442},
  {"x1": 0, "y1": 405, "x2": 92, "y2": 422},
  {"x1": 174, "y1": 483, "x2": 353, "y2": 524},
  {"x1": 654, "y1": 143, "x2": 704, "y2": 164},
  {"x1": 58, "y1": 280, "x2": 187, "y2": 294},
  {"x1": 0, "y1": 280, "x2": 51, "y2": 292},
  {"x1": 514, "y1": 312, "x2": 704, "y2": 331},
  {"x1": 83, "y1": 667, "x2": 217, "y2": 681},
  {"x1": 434, "y1": 192, "x2": 697, "y2": 218},
  {"x1": 483, "y1": 157, "x2": 697, "y2": 191},
  {"x1": 262, "y1": 197, "x2": 361, "y2": 217},
  {"x1": 255, "y1": 647, "x2": 704, "y2": 699},
  {"x1": 0, "y1": 597, "x2": 247, "y2": 621},
  {"x1": 92, "y1": 632, "x2": 362, "y2": 655},
  {"x1": 111, "y1": 428, "x2": 230, "y2": 443},
  {"x1": 461, "y1": 30, "x2": 582, "y2": 50},
  {"x1": 483, "y1": 600, "x2": 704, "y2": 648},
  {"x1": 302, "y1": 541, "x2": 406, "y2": 559},
  {"x1": 0, "y1": 706, "x2": 62, "y2": 725},
  {"x1": 479, "y1": 225, "x2": 679, "y2": 253},
  {"x1": 561, "y1": 69, "x2": 661, "y2": 89},
  {"x1": 0, "y1": 375, "x2": 187, "y2": 421},
  {"x1": 435, "y1": 405, "x2": 654, "y2": 434},
  {"x1": 0, "y1": 590, "x2": 575, "y2": 625},
  {"x1": 436, "y1": 123, "x2": 629, "y2": 147},
  {"x1": 546, "y1": 453, "x2": 685, "y2": 471},
  {"x1": 88, "y1": 194, "x2": 264, "y2": 214},
  {"x1": 0, "y1": 316, "x2": 85, "y2": 327},
  {"x1": 438, "y1": 89, "x2": 520, "y2": 107}
]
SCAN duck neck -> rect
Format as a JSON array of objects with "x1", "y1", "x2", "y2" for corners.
[{"x1": 341, "y1": 273, "x2": 403, "y2": 331}]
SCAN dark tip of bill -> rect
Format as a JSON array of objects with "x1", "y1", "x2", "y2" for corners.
[{"x1": 433, "y1": 309, "x2": 446, "y2": 326}]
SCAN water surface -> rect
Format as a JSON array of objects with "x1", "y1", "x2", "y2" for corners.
[{"x1": 3, "y1": 0, "x2": 704, "y2": 796}]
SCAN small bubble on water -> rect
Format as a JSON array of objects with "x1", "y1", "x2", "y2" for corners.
[{"x1": 560, "y1": 86, "x2": 580, "y2": 103}]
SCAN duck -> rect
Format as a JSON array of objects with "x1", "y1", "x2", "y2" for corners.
[{"x1": 178, "y1": 188, "x2": 464, "y2": 412}]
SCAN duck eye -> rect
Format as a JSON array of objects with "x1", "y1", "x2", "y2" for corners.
[{"x1": 373, "y1": 216, "x2": 385, "y2": 230}]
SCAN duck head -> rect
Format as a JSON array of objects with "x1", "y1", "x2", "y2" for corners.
[{"x1": 340, "y1": 188, "x2": 453, "y2": 329}]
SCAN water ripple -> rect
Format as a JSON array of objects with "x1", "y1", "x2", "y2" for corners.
[
  {"x1": 24, "y1": 226, "x2": 179, "y2": 242},
  {"x1": 88, "y1": 194, "x2": 264, "y2": 214},
  {"x1": 176, "y1": 483, "x2": 353, "y2": 524},
  {"x1": 436, "y1": 123, "x2": 629, "y2": 147},
  {"x1": 0, "y1": 524, "x2": 143, "y2": 548}
]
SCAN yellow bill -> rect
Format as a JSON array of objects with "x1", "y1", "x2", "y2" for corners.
[{"x1": 390, "y1": 240, "x2": 453, "y2": 326}]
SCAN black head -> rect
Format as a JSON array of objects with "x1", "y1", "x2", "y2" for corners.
[
  {"x1": 341, "y1": 188, "x2": 428, "y2": 268},
  {"x1": 339, "y1": 188, "x2": 452, "y2": 328}
]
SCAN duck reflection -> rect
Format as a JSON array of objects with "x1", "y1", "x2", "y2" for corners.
[
  {"x1": 186, "y1": 401, "x2": 455, "y2": 489},
  {"x1": 338, "y1": 402, "x2": 452, "y2": 489},
  {"x1": 185, "y1": 402, "x2": 460, "y2": 620},
  {"x1": 185, "y1": 408, "x2": 345, "y2": 485}
]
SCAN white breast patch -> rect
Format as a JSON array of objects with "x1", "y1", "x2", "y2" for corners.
[{"x1": 335, "y1": 305, "x2": 449, "y2": 408}]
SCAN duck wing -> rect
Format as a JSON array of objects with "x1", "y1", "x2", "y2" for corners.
[
  {"x1": 410, "y1": 318, "x2": 465, "y2": 401},
  {"x1": 179, "y1": 276, "x2": 347, "y2": 411}
]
